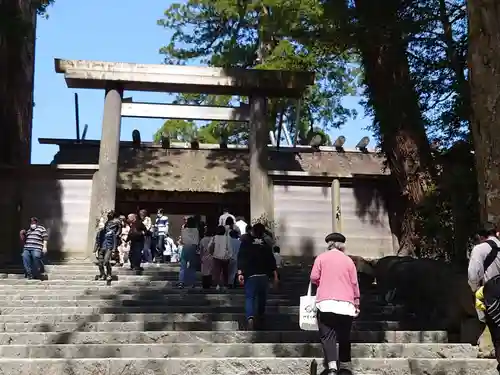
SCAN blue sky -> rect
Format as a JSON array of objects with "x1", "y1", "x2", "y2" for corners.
[{"x1": 32, "y1": 0, "x2": 371, "y2": 164}]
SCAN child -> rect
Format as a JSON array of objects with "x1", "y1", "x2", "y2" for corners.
[
  {"x1": 273, "y1": 246, "x2": 283, "y2": 268},
  {"x1": 117, "y1": 215, "x2": 130, "y2": 267},
  {"x1": 162, "y1": 234, "x2": 177, "y2": 263},
  {"x1": 171, "y1": 236, "x2": 182, "y2": 263},
  {"x1": 476, "y1": 286, "x2": 486, "y2": 312},
  {"x1": 273, "y1": 246, "x2": 283, "y2": 281},
  {"x1": 199, "y1": 229, "x2": 214, "y2": 289},
  {"x1": 228, "y1": 230, "x2": 241, "y2": 288}
]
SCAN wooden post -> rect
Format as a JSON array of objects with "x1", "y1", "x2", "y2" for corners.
[{"x1": 331, "y1": 179, "x2": 342, "y2": 232}]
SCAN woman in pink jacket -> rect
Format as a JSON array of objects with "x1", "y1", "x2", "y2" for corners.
[{"x1": 310, "y1": 232, "x2": 360, "y2": 375}]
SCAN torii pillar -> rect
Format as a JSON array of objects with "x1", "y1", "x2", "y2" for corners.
[
  {"x1": 86, "y1": 85, "x2": 123, "y2": 253},
  {"x1": 249, "y1": 96, "x2": 273, "y2": 222}
]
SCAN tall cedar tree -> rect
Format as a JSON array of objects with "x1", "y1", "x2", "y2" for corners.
[
  {"x1": 0, "y1": 0, "x2": 53, "y2": 265},
  {"x1": 157, "y1": 0, "x2": 358, "y2": 144},
  {"x1": 468, "y1": 0, "x2": 500, "y2": 225},
  {"x1": 353, "y1": 0, "x2": 436, "y2": 256},
  {"x1": 0, "y1": 0, "x2": 53, "y2": 165}
]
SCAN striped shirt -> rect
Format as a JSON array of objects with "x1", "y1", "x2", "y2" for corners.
[
  {"x1": 24, "y1": 225, "x2": 48, "y2": 251},
  {"x1": 155, "y1": 215, "x2": 169, "y2": 236}
]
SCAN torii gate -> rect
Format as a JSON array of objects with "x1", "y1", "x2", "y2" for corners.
[{"x1": 54, "y1": 59, "x2": 314, "y2": 252}]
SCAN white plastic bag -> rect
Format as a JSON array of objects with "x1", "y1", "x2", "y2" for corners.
[{"x1": 299, "y1": 283, "x2": 318, "y2": 331}]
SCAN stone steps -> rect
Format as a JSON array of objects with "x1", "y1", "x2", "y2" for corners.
[
  {"x1": 0, "y1": 343, "x2": 477, "y2": 359},
  {"x1": 0, "y1": 273, "x2": 310, "y2": 282},
  {"x1": 0, "y1": 287, "x2": 380, "y2": 300},
  {"x1": 0, "y1": 304, "x2": 405, "y2": 316},
  {"x1": 0, "y1": 280, "x2": 313, "y2": 290},
  {"x1": 0, "y1": 321, "x2": 445, "y2": 333},
  {"x1": 0, "y1": 294, "x2": 297, "y2": 303},
  {"x1": 0, "y1": 289, "x2": 297, "y2": 296},
  {"x1": 0, "y1": 312, "x2": 428, "y2": 327},
  {"x1": 0, "y1": 358, "x2": 495, "y2": 375},
  {"x1": 0, "y1": 330, "x2": 449, "y2": 345},
  {"x1": 0, "y1": 266, "x2": 309, "y2": 275},
  {"x1": 0, "y1": 285, "x2": 331, "y2": 295},
  {"x1": 0, "y1": 295, "x2": 383, "y2": 308},
  {"x1": 0, "y1": 263, "x2": 492, "y2": 375},
  {"x1": 0, "y1": 263, "x2": 309, "y2": 270}
]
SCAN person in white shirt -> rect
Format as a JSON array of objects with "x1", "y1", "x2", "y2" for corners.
[
  {"x1": 210, "y1": 225, "x2": 232, "y2": 291},
  {"x1": 235, "y1": 216, "x2": 247, "y2": 235},
  {"x1": 219, "y1": 209, "x2": 236, "y2": 227},
  {"x1": 154, "y1": 208, "x2": 169, "y2": 262},
  {"x1": 163, "y1": 235, "x2": 177, "y2": 263},
  {"x1": 118, "y1": 215, "x2": 130, "y2": 266},
  {"x1": 273, "y1": 246, "x2": 283, "y2": 268}
]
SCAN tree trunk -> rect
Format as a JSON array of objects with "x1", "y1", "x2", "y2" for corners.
[
  {"x1": 0, "y1": 0, "x2": 36, "y2": 166},
  {"x1": 468, "y1": 0, "x2": 500, "y2": 225},
  {"x1": 0, "y1": 0, "x2": 37, "y2": 266},
  {"x1": 354, "y1": 0, "x2": 436, "y2": 256}
]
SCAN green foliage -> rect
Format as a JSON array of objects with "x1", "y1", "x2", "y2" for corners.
[
  {"x1": 1, "y1": 1, "x2": 55, "y2": 36},
  {"x1": 405, "y1": 0, "x2": 469, "y2": 145},
  {"x1": 155, "y1": 0, "x2": 479, "y2": 260},
  {"x1": 157, "y1": 0, "x2": 360, "y2": 143},
  {"x1": 153, "y1": 117, "x2": 248, "y2": 144},
  {"x1": 35, "y1": 0, "x2": 55, "y2": 16},
  {"x1": 415, "y1": 142, "x2": 479, "y2": 262},
  {"x1": 251, "y1": 213, "x2": 279, "y2": 241},
  {"x1": 153, "y1": 119, "x2": 198, "y2": 143}
]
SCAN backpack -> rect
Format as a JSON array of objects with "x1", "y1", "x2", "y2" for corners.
[{"x1": 481, "y1": 240, "x2": 500, "y2": 325}]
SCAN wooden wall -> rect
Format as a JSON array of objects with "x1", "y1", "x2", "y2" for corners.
[
  {"x1": 273, "y1": 183, "x2": 333, "y2": 257},
  {"x1": 273, "y1": 178, "x2": 397, "y2": 259},
  {"x1": 1, "y1": 165, "x2": 396, "y2": 262},
  {"x1": 0, "y1": 166, "x2": 95, "y2": 262},
  {"x1": 339, "y1": 181, "x2": 396, "y2": 258}
]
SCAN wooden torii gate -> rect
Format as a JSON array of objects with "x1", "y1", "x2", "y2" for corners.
[{"x1": 54, "y1": 59, "x2": 314, "y2": 252}]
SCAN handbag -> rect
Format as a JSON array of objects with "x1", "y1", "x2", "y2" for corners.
[{"x1": 299, "y1": 283, "x2": 318, "y2": 331}]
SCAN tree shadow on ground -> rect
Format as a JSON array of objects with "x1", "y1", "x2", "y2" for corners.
[
  {"x1": 3, "y1": 258, "x2": 469, "y2": 373},
  {"x1": 25, "y1": 264, "x2": 328, "y2": 373}
]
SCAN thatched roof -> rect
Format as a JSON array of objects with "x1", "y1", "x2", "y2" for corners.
[
  {"x1": 51, "y1": 143, "x2": 389, "y2": 193},
  {"x1": 119, "y1": 148, "x2": 249, "y2": 192}
]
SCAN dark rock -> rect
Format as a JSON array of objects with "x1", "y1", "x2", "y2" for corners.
[
  {"x1": 350, "y1": 256, "x2": 376, "y2": 290},
  {"x1": 374, "y1": 256, "x2": 476, "y2": 337}
]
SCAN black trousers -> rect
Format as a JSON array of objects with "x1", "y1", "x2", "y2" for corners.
[
  {"x1": 486, "y1": 314, "x2": 500, "y2": 373},
  {"x1": 317, "y1": 310, "x2": 353, "y2": 367},
  {"x1": 202, "y1": 275, "x2": 212, "y2": 289},
  {"x1": 97, "y1": 247, "x2": 112, "y2": 276}
]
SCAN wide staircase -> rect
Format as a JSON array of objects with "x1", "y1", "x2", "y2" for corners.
[{"x1": 0, "y1": 262, "x2": 495, "y2": 374}]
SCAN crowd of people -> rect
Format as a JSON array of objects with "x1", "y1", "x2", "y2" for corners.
[
  {"x1": 92, "y1": 208, "x2": 281, "y2": 285},
  {"x1": 90, "y1": 208, "x2": 283, "y2": 329}
]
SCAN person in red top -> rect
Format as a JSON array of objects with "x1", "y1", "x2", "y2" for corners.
[{"x1": 310, "y1": 232, "x2": 360, "y2": 375}]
